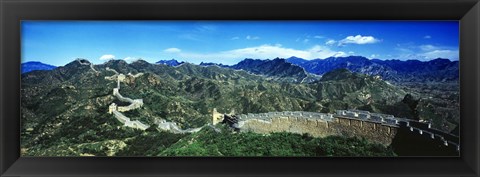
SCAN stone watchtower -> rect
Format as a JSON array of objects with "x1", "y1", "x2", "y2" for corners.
[
  {"x1": 212, "y1": 108, "x2": 224, "y2": 125},
  {"x1": 108, "y1": 103, "x2": 117, "y2": 114},
  {"x1": 117, "y1": 74, "x2": 126, "y2": 89}
]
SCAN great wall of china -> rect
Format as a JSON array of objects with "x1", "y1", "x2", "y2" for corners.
[
  {"x1": 79, "y1": 59, "x2": 459, "y2": 152},
  {"x1": 103, "y1": 65, "x2": 203, "y2": 134},
  {"x1": 78, "y1": 59, "x2": 100, "y2": 74},
  {"x1": 105, "y1": 67, "x2": 149, "y2": 130},
  {"x1": 212, "y1": 109, "x2": 460, "y2": 151},
  {"x1": 74, "y1": 58, "x2": 202, "y2": 134}
]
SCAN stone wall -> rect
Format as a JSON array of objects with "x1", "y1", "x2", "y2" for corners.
[
  {"x1": 112, "y1": 108, "x2": 149, "y2": 130},
  {"x1": 330, "y1": 118, "x2": 397, "y2": 145},
  {"x1": 77, "y1": 58, "x2": 99, "y2": 74},
  {"x1": 404, "y1": 122, "x2": 460, "y2": 151},
  {"x1": 237, "y1": 114, "x2": 397, "y2": 146},
  {"x1": 239, "y1": 116, "x2": 333, "y2": 137},
  {"x1": 212, "y1": 108, "x2": 224, "y2": 125},
  {"x1": 156, "y1": 121, "x2": 203, "y2": 134},
  {"x1": 125, "y1": 120, "x2": 149, "y2": 130},
  {"x1": 232, "y1": 110, "x2": 459, "y2": 149},
  {"x1": 112, "y1": 88, "x2": 144, "y2": 112},
  {"x1": 117, "y1": 99, "x2": 143, "y2": 112}
]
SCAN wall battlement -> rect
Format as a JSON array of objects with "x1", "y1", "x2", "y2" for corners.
[
  {"x1": 104, "y1": 67, "x2": 119, "y2": 80},
  {"x1": 105, "y1": 67, "x2": 204, "y2": 134},
  {"x1": 405, "y1": 121, "x2": 460, "y2": 151},
  {"x1": 216, "y1": 109, "x2": 459, "y2": 149},
  {"x1": 237, "y1": 111, "x2": 334, "y2": 122},
  {"x1": 156, "y1": 120, "x2": 203, "y2": 134},
  {"x1": 105, "y1": 68, "x2": 149, "y2": 131},
  {"x1": 76, "y1": 58, "x2": 100, "y2": 74},
  {"x1": 112, "y1": 88, "x2": 144, "y2": 112},
  {"x1": 111, "y1": 110, "x2": 149, "y2": 130},
  {"x1": 233, "y1": 111, "x2": 395, "y2": 145}
]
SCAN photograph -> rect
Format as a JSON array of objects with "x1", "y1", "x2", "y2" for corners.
[{"x1": 20, "y1": 21, "x2": 460, "y2": 157}]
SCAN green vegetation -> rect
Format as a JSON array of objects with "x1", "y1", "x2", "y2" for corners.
[
  {"x1": 159, "y1": 127, "x2": 396, "y2": 157},
  {"x1": 22, "y1": 124, "x2": 396, "y2": 157},
  {"x1": 116, "y1": 131, "x2": 187, "y2": 156},
  {"x1": 20, "y1": 59, "x2": 455, "y2": 156}
]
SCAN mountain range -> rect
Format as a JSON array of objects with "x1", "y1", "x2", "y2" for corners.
[
  {"x1": 286, "y1": 56, "x2": 459, "y2": 83},
  {"x1": 158, "y1": 56, "x2": 458, "y2": 132},
  {"x1": 20, "y1": 57, "x2": 459, "y2": 129},
  {"x1": 20, "y1": 57, "x2": 459, "y2": 156},
  {"x1": 229, "y1": 58, "x2": 321, "y2": 83},
  {"x1": 157, "y1": 58, "x2": 318, "y2": 83},
  {"x1": 23, "y1": 56, "x2": 459, "y2": 84},
  {"x1": 155, "y1": 56, "x2": 459, "y2": 83},
  {"x1": 21, "y1": 61, "x2": 57, "y2": 74}
]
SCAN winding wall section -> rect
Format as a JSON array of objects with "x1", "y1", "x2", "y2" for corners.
[{"x1": 216, "y1": 110, "x2": 459, "y2": 150}]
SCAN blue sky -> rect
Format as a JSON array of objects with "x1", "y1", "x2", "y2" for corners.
[{"x1": 22, "y1": 21, "x2": 459, "y2": 66}]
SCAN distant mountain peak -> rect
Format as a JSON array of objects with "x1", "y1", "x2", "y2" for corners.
[
  {"x1": 104, "y1": 59, "x2": 128, "y2": 66},
  {"x1": 156, "y1": 59, "x2": 184, "y2": 67},
  {"x1": 21, "y1": 61, "x2": 57, "y2": 74},
  {"x1": 288, "y1": 56, "x2": 303, "y2": 59},
  {"x1": 24, "y1": 61, "x2": 47, "y2": 64},
  {"x1": 76, "y1": 58, "x2": 91, "y2": 63}
]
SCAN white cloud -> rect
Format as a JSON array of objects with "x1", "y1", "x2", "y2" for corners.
[
  {"x1": 231, "y1": 36, "x2": 240, "y2": 40},
  {"x1": 417, "y1": 44, "x2": 458, "y2": 60},
  {"x1": 419, "y1": 44, "x2": 439, "y2": 51},
  {"x1": 99, "y1": 54, "x2": 115, "y2": 60},
  {"x1": 246, "y1": 35, "x2": 260, "y2": 40},
  {"x1": 424, "y1": 35, "x2": 432, "y2": 39},
  {"x1": 174, "y1": 44, "x2": 347, "y2": 65},
  {"x1": 314, "y1": 35, "x2": 324, "y2": 39},
  {"x1": 303, "y1": 39, "x2": 309, "y2": 43},
  {"x1": 369, "y1": 54, "x2": 380, "y2": 59},
  {"x1": 422, "y1": 49, "x2": 458, "y2": 60},
  {"x1": 325, "y1": 39, "x2": 337, "y2": 46},
  {"x1": 308, "y1": 45, "x2": 347, "y2": 58},
  {"x1": 164, "y1": 48, "x2": 181, "y2": 53},
  {"x1": 394, "y1": 43, "x2": 459, "y2": 60},
  {"x1": 338, "y1": 35, "x2": 380, "y2": 46},
  {"x1": 123, "y1": 57, "x2": 140, "y2": 61}
]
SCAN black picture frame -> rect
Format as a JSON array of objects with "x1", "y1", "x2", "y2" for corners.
[{"x1": 1, "y1": 0, "x2": 479, "y2": 176}]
